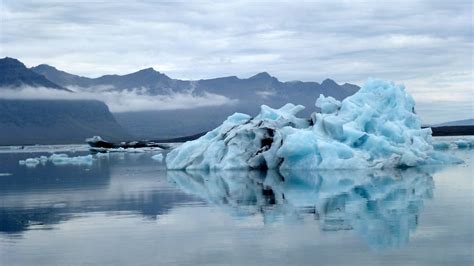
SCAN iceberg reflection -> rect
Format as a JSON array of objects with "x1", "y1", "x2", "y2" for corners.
[{"x1": 167, "y1": 167, "x2": 437, "y2": 249}]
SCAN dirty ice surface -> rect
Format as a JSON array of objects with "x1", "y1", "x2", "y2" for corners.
[{"x1": 167, "y1": 79, "x2": 462, "y2": 170}]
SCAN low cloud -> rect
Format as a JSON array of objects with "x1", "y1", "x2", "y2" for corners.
[
  {"x1": 255, "y1": 90, "x2": 277, "y2": 99},
  {"x1": 0, "y1": 86, "x2": 238, "y2": 112}
]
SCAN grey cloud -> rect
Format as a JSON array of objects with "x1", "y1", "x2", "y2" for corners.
[{"x1": 0, "y1": 0, "x2": 472, "y2": 122}]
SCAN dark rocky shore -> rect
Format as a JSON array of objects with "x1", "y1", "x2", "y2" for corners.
[{"x1": 430, "y1": 125, "x2": 474, "y2": 136}]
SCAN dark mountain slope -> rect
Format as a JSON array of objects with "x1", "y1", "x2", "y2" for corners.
[
  {"x1": 31, "y1": 64, "x2": 93, "y2": 88},
  {"x1": 32, "y1": 65, "x2": 175, "y2": 94},
  {"x1": 0, "y1": 58, "x2": 69, "y2": 91},
  {"x1": 0, "y1": 99, "x2": 130, "y2": 145}
]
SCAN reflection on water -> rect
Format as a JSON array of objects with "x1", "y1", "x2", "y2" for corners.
[
  {"x1": 0, "y1": 147, "x2": 473, "y2": 266},
  {"x1": 0, "y1": 150, "x2": 437, "y2": 249},
  {"x1": 0, "y1": 152, "x2": 197, "y2": 234},
  {"x1": 168, "y1": 168, "x2": 436, "y2": 249}
]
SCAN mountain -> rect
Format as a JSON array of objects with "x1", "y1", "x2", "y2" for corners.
[
  {"x1": 31, "y1": 63, "x2": 361, "y2": 139},
  {"x1": 31, "y1": 64, "x2": 358, "y2": 101},
  {"x1": 0, "y1": 58, "x2": 129, "y2": 145},
  {"x1": 0, "y1": 57, "x2": 70, "y2": 91},
  {"x1": 30, "y1": 64, "x2": 93, "y2": 88},
  {"x1": 32, "y1": 65, "x2": 176, "y2": 93},
  {"x1": 0, "y1": 99, "x2": 130, "y2": 145},
  {"x1": 432, "y1": 118, "x2": 474, "y2": 127}
]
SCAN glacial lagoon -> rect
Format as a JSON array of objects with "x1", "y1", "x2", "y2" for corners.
[{"x1": 0, "y1": 139, "x2": 472, "y2": 265}]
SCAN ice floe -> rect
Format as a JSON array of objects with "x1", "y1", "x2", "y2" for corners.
[
  {"x1": 166, "y1": 79, "x2": 463, "y2": 170},
  {"x1": 90, "y1": 147, "x2": 164, "y2": 153},
  {"x1": 19, "y1": 153, "x2": 93, "y2": 167},
  {"x1": 432, "y1": 137, "x2": 474, "y2": 150},
  {"x1": 18, "y1": 150, "x2": 167, "y2": 167}
]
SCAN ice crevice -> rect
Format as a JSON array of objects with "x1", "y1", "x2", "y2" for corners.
[{"x1": 166, "y1": 78, "x2": 463, "y2": 170}]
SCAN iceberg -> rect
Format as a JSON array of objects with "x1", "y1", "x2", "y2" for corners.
[
  {"x1": 151, "y1": 153, "x2": 164, "y2": 162},
  {"x1": 19, "y1": 158, "x2": 41, "y2": 168},
  {"x1": 166, "y1": 78, "x2": 462, "y2": 170}
]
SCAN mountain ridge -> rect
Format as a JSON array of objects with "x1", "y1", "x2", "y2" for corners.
[
  {"x1": 0, "y1": 57, "x2": 70, "y2": 91},
  {"x1": 30, "y1": 63, "x2": 358, "y2": 98},
  {"x1": 432, "y1": 118, "x2": 474, "y2": 127},
  {"x1": 31, "y1": 64, "x2": 347, "y2": 86}
]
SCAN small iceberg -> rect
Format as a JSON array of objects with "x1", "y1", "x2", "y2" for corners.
[
  {"x1": 151, "y1": 153, "x2": 164, "y2": 162},
  {"x1": 49, "y1": 154, "x2": 93, "y2": 166},
  {"x1": 166, "y1": 78, "x2": 462, "y2": 170},
  {"x1": 19, "y1": 158, "x2": 42, "y2": 168},
  {"x1": 19, "y1": 153, "x2": 93, "y2": 167},
  {"x1": 432, "y1": 137, "x2": 474, "y2": 150}
]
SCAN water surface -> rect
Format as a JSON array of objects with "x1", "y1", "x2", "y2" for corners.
[{"x1": 0, "y1": 142, "x2": 472, "y2": 265}]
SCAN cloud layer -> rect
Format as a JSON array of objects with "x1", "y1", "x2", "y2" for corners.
[
  {"x1": 0, "y1": 0, "x2": 472, "y2": 123},
  {"x1": 0, "y1": 87, "x2": 237, "y2": 112}
]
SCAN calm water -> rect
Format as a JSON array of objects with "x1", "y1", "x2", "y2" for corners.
[{"x1": 0, "y1": 142, "x2": 472, "y2": 265}]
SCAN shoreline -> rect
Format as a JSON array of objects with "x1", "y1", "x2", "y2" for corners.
[{"x1": 429, "y1": 125, "x2": 474, "y2": 136}]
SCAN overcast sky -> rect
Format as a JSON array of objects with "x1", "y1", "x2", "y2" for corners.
[{"x1": 1, "y1": 0, "x2": 472, "y2": 123}]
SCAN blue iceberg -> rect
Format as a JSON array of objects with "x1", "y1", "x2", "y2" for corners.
[{"x1": 166, "y1": 78, "x2": 462, "y2": 170}]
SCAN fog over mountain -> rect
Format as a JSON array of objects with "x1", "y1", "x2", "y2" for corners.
[{"x1": 0, "y1": 58, "x2": 130, "y2": 144}]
